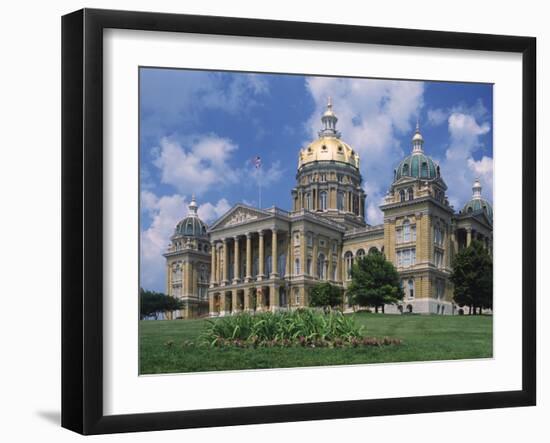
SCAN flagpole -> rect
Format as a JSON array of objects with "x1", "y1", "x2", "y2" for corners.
[{"x1": 258, "y1": 165, "x2": 262, "y2": 209}]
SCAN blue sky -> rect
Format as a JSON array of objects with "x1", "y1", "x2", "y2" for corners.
[{"x1": 140, "y1": 68, "x2": 493, "y2": 292}]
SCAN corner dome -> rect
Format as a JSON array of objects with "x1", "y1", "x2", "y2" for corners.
[
  {"x1": 461, "y1": 179, "x2": 493, "y2": 222},
  {"x1": 394, "y1": 122, "x2": 440, "y2": 182},
  {"x1": 298, "y1": 98, "x2": 360, "y2": 170},
  {"x1": 174, "y1": 196, "x2": 208, "y2": 237}
]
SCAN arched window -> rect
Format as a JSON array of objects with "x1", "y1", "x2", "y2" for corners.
[
  {"x1": 403, "y1": 220, "x2": 411, "y2": 242},
  {"x1": 320, "y1": 191, "x2": 328, "y2": 211},
  {"x1": 317, "y1": 253, "x2": 327, "y2": 280},
  {"x1": 344, "y1": 251, "x2": 354, "y2": 279},
  {"x1": 294, "y1": 258, "x2": 300, "y2": 275},
  {"x1": 306, "y1": 257, "x2": 312, "y2": 275},
  {"x1": 356, "y1": 249, "x2": 365, "y2": 261},
  {"x1": 368, "y1": 246, "x2": 378, "y2": 254},
  {"x1": 400, "y1": 189, "x2": 406, "y2": 202},
  {"x1": 421, "y1": 162, "x2": 428, "y2": 178},
  {"x1": 408, "y1": 279, "x2": 415, "y2": 299},
  {"x1": 337, "y1": 191, "x2": 345, "y2": 210},
  {"x1": 305, "y1": 193, "x2": 312, "y2": 210},
  {"x1": 403, "y1": 163, "x2": 409, "y2": 175},
  {"x1": 408, "y1": 187, "x2": 414, "y2": 201}
]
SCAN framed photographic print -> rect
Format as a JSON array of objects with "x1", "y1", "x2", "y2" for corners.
[{"x1": 61, "y1": 8, "x2": 536, "y2": 435}]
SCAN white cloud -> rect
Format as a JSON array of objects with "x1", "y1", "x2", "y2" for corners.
[
  {"x1": 305, "y1": 77, "x2": 424, "y2": 225},
  {"x1": 197, "y1": 198, "x2": 232, "y2": 223},
  {"x1": 440, "y1": 112, "x2": 492, "y2": 209},
  {"x1": 140, "y1": 192, "x2": 232, "y2": 291},
  {"x1": 427, "y1": 108, "x2": 448, "y2": 126},
  {"x1": 152, "y1": 135, "x2": 239, "y2": 196}
]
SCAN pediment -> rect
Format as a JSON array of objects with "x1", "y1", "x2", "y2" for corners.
[{"x1": 208, "y1": 204, "x2": 271, "y2": 231}]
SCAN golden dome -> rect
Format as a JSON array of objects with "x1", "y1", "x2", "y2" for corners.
[
  {"x1": 298, "y1": 98, "x2": 360, "y2": 169},
  {"x1": 298, "y1": 137, "x2": 360, "y2": 169}
]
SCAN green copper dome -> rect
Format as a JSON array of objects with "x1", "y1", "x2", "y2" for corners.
[
  {"x1": 394, "y1": 152, "x2": 439, "y2": 181},
  {"x1": 461, "y1": 179, "x2": 493, "y2": 222},
  {"x1": 393, "y1": 122, "x2": 440, "y2": 182},
  {"x1": 174, "y1": 196, "x2": 208, "y2": 237}
]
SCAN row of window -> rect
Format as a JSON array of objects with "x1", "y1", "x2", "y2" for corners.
[
  {"x1": 305, "y1": 172, "x2": 353, "y2": 184},
  {"x1": 302, "y1": 190, "x2": 357, "y2": 212}
]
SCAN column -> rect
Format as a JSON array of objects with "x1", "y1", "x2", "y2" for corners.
[
  {"x1": 233, "y1": 236, "x2": 240, "y2": 284},
  {"x1": 336, "y1": 243, "x2": 343, "y2": 282},
  {"x1": 301, "y1": 231, "x2": 307, "y2": 276},
  {"x1": 328, "y1": 243, "x2": 334, "y2": 281},
  {"x1": 466, "y1": 228, "x2": 472, "y2": 247},
  {"x1": 244, "y1": 288, "x2": 251, "y2": 311},
  {"x1": 220, "y1": 291, "x2": 226, "y2": 316},
  {"x1": 270, "y1": 284, "x2": 279, "y2": 311},
  {"x1": 312, "y1": 234, "x2": 318, "y2": 278},
  {"x1": 210, "y1": 241, "x2": 217, "y2": 287},
  {"x1": 222, "y1": 238, "x2": 229, "y2": 284},
  {"x1": 208, "y1": 290, "x2": 214, "y2": 316},
  {"x1": 245, "y1": 233, "x2": 252, "y2": 282},
  {"x1": 232, "y1": 289, "x2": 238, "y2": 313},
  {"x1": 271, "y1": 229, "x2": 278, "y2": 278},
  {"x1": 185, "y1": 261, "x2": 192, "y2": 297},
  {"x1": 258, "y1": 230, "x2": 265, "y2": 280}
]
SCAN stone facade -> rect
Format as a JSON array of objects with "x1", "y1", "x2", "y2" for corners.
[{"x1": 164, "y1": 101, "x2": 493, "y2": 318}]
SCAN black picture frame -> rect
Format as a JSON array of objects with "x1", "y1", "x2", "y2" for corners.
[{"x1": 61, "y1": 8, "x2": 536, "y2": 435}]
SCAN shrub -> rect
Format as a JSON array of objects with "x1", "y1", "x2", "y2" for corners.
[{"x1": 199, "y1": 309, "x2": 400, "y2": 348}]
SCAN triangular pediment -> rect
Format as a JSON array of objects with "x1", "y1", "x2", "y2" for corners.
[{"x1": 208, "y1": 204, "x2": 272, "y2": 231}]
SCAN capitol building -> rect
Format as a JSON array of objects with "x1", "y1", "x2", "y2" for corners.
[{"x1": 163, "y1": 99, "x2": 493, "y2": 318}]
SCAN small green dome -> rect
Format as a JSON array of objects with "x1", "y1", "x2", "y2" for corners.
[
  {"x1": 174, "y1": 196, "x2": 208, "y2": 237},
  {"x1": 461, "y1": 179, "x2": 493, "y2": 222},
  {"x1": 394, "y1": 152, "x2": 439, "y2": 181},
  {"x1": 462, "y1": 198, "x2": 493, "y2": 222},
  {"x1": 393, "y1": 123, "x2": 440, "y2": 182}
]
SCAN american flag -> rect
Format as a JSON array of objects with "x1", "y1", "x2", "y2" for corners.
[{"x1": 252, "y1": 156, "x2": 262, "y2": 169}]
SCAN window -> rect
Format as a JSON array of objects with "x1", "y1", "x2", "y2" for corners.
[
  {"x1": 344, "y1": 251, "x2": 354, "y2": 279},
  {"x1": 332, "y1": 259, "x2": 337, "y2": 280},
  {"x1": 320, "y1": 173, "x2": 327, "y2": 182},
  {"x1": 265, "y1": 255, "x2": 272, "y2": 275},
  {"x1": 305, "y1": 193, "x2": 312, "y2": 209},
  {"x1": 356, "y1": 249, "x2": 365, "y2": 261},
  {"x1": 403, "y1": 163, "x2": 409, "y2": 175},
  {"x1": 294, "y1": 258, "x2": 300, "y2": 275},
  {"x1": 403, "y1": 220, "x2": 411, "y2": 242},
  {"x1": 397, "y1": 248, "x2": 416, "y2": 267},
  {"x1": 400, "y1": 189, "x2": 406, "y2": 202},
  {"x1": 317, "y1": 253, "x2": 327, "y2": 280},
  {"x1": 408, "y1": 187, "x2": 414, "y2": 201},
  {"x1": 337, "y1": 191, "x2": 345, "y2": 210},
  {"x1": 306, "y1": 257, "x2": 312, "y2": 275},
  {"x1": 332, "y1": 241, "x2": 337, "y2": 253},
  {"x1": 408, "y1": 279, "x2": 415, "y2": 299},
  {"x1": 253, "y1": 256, "x2": 258, "y2": 277},
  {"x1": 294, "y1": 287, "x2": 300, "y2": 305},
  {"x1": 436, "y1": 279, "x2": 444, "y2": 300},
  {"x1": 421, "y1": 162, "x2": 428, "y2": 177},
  {"x1": 368, "y1": 247, "x2": 378, "y2": 254},
  {"x1": 307, "y1": 233, "x2": 313, "y2": 247},
  {"x1": 435, "y1": 250, "x2": 444, "y2": 269}
]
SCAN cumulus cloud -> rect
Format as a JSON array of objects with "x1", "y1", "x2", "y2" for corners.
[
  {"x1": 305, "y1": 77, "x2": 424, "y2": 224},
  {"x1": 440, "y1": 112, "x2": 492, "y2": 209},
  {"x1": 152, "y1": 135, "x2": 239, "y2": 196},
  {"x1": 141, "y1": 70, "x2": 270, "y2": 139},
  {"x1": 140, "y1": 191, "x2": 232, "y2": 291}
]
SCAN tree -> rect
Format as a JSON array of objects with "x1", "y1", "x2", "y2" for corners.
[
  {"x1": 140, "y1": 288, "x2": 185, "y2": 320},
  {"x1": 346, "y1": 249, "x2": 403, "y2": 313},
  {"x1": 450, "y1": 240, "x2": 493, "y2": 315},
  {"x1": 309, "y1": 282, "x2": 343, "y2": 311}
]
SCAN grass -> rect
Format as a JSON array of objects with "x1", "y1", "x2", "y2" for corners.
[{"x1": 139, "y1": 312, "x2": 493, "y2": 374}]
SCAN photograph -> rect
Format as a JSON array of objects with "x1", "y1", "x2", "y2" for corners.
[{"x1": 138, "y1": 68, "x2": 494, "y2": 375}]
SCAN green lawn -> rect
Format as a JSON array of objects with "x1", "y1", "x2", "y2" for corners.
[{"x1": 139, "y1": 313, "x2": 492, "y2": 374}]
